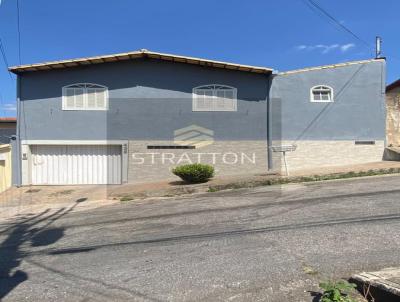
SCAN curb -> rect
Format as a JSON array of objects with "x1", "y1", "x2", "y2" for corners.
[
  {"x1": 351, "y1": 268, "x2": 400, "y2": 302},
  {"x1": 116, "y1": 168, "x2": 400, "y2": 201}
]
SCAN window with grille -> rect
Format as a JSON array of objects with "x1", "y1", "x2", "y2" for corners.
[
  {"x1": 193, "y1": 84, "x2": 237, "y2": 111},
  {"x1": 62, "y1": 83, "x2": 108, "y2": 110},
  {"x1": 310, "y1": 85, "x2": 334, "y2": 102}
]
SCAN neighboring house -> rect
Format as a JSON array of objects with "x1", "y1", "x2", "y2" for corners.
[
  {"x1": 0, "y1": 117, "x2": 16, "y2": 144},
  {"x1": 0, "y1": 144, "x2": 12, "y2": 193},
  {"x1": 386, "y1": 79, "x2": 400, "y2": 146},
  {"x1": 9, "y1": 50, "x2": 386, "y2": 185},
  {"x1": 0, "y1": 117, "x2": 16, "y2": 192}
]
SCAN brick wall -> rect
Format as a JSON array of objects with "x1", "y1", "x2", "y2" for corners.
[
  {"x1": 128, "y1": 140, "x2": 268, "y2": 183},
  {"x1": 127, "y1": 139, "x2": 385, "y2": 183},
  {"x1": 271, "y1": 140, "x2": 385, "y2": 174}
]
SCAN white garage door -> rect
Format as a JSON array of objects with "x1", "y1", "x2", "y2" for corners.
[{"x1": 31, "y1": 145, "x2": 122, "y2": 185}]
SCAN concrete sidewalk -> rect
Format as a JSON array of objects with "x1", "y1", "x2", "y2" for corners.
[
  {"x1": 352, "y1": 267, "x2": 400, "y2": 302},
  {"x1": 109, "y1": 160, "x2": 400, "y2": 199}
]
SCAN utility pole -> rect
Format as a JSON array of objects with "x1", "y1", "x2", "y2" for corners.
[{"x1": 375, "y1": 36, "x2": 382, "y2": 59}]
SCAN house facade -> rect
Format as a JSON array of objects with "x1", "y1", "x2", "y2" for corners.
[
  {"x1": 0, "y1": 118, "x2": 16, "y2": 192},
  {"x1": 386, "y1": 79, "x2": 400, "y2": 147},
  {"x1": 270, "y1": 60, "x2": 386, "y2": 170},
  {"x1": 9, "y1": 50, "x2": 386, "y2": 185},
  {"x1": 0, "y1": 117, "x2": 16, "y2": 145}
]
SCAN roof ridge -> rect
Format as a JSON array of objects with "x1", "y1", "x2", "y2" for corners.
[{"x1": 278, "y1": 58, "x2": 384, "y2": 75}]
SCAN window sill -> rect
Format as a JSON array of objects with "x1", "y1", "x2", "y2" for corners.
[
  {"x1": 62, "y1": 108, "x2": 109, "y2": 111},
  {"x1": 310, "y1": 100, "x2": 334, "y2": 103}
]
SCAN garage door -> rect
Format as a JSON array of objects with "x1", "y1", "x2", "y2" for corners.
[{"x1": 31, "y1": 145, "x2": 122, "y2": 185}]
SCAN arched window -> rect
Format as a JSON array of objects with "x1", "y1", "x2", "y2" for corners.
[
  {"x1": 62, "y1": 83, "x2": 108, "y2": 110},
  {"x1": 193, "y1": 84, "x2": 237, "y2": 111},
  {"x1": 310, "y1": 85, "x2": 334, "y2": 102}
]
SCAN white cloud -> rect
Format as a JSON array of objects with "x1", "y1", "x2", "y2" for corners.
[
  {"x1": 1, "y1": 103, "x2": 16, "y2": 111},
  {"x1": 295, "y1": 43, "x2": 355, "y2": 54},
  {"x1": 296, "y1": 45, "x2": 308, "y2": 50},
  {"x1": 340, "y1": 43, "x2": 355, "y2": 52},
  {"x1": 317, "y1": 44, "x2": 339, "y2": 54}
]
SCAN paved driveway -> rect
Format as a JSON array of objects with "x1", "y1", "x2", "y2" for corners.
[{"x1": 1, "y1": 175, "x2": 400, "y2": 301}]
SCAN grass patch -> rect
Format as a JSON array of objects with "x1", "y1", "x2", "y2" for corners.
[
  {"x1": 49, "y1": 189, "x2": 74, "y2": 197},
  {"x1": 25, "y1": 188, "x2": 41, "y2": 194},
  {"x1": 207, "y1": 168, "x2": 400, "y2": 192},
  {"x1": 302, "y1": 263, "x2": 319, "y2": 276},
  {"x1": 119, "y1": 196, "x2": 134, "y2": 202}
]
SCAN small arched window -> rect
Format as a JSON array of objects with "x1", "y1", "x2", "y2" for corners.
[
  {"x1": 310, "y1": 85, "x2": 334, "y2": 103},
  {"x1": 193, "y1": 84, "x2": 237, "y2": 111},
  {"x1": 62, "y1": 83, "x2": 109, "y2": 110}
]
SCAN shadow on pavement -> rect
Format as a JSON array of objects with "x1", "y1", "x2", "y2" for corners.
[
  {"x1": 0, "y1": 199, "x2": 163, "y2": 302},
  {"x1": 0, "y1": 201, "x2": 81, "y2": 300},
  {"x1": 34, "y1": 211, "x2": 400, "y2": 256},
  {"x1": 308, "y1": 290, "x2": 322, "y2": 302}
]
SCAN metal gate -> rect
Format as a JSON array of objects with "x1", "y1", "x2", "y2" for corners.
[{"x1": 31, "y1": 145, "x2": 122, "y2": 185}]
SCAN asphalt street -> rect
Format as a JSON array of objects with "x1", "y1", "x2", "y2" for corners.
[{"x1": 1, "y1": 175, "x2": 400, "y2": 301}]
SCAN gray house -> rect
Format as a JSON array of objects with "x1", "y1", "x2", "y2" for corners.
[{"x1": 9, "y1": 50, "x2": 386, "y2": 185}]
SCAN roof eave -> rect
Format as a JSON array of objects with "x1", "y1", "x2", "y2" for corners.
[
  {"x1": 386, "y1": 79, "x2": 400, "y2": 92},
  {"x1": 278, "y1": 58, "x2": 385, "y2": 76},
  {"x1": 9, "y1": 50, "x2": 273, "y2": 75},
  {"x1": 0, "y1": 118, "x2": 17, "y2": 123}
]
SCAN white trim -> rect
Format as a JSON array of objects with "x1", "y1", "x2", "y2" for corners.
[
  {"x1": 279, "y1": 59, "x2": 384, "y2": 75},
  {"x1": 62, "y1": 83, "x2": 109, "y2": 111},
  {"x1": 10, "y1": 49, "x2": 273, "y2": 74},
  {"x1": 192, "y1": 84, "x2": 237, "y2": 112},
  {"x1": 21, "y1": 144, "x2": 31, "y2": 186},
  {"x1": 193, "y1": 84, "x2": 237, "y2": 90},
  {"x1": 21, "y1": 140, "x2": 127, "y2": 145},
  {"x1": 310, "y1": 85, "x2": 334, "y2": 103}
]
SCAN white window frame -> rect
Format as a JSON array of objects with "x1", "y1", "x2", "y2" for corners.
[
  {"x1": 192, "y1": 84, "x2": 237, "y2": 112},
  {"x1": 310, "y1": 85, "x2": 334, "y2": 103},
  {"x1": 62, "y1": 83, "x2": 109, "y2": 110}
]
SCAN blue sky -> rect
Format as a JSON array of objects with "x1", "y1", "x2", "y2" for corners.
[{"x1": 0, "y1": 0, "x2": 399, "y2": 116}]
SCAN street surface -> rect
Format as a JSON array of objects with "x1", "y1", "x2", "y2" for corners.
[{"x1": 1, "y1": 175, "x2": 400, "y2": 301}]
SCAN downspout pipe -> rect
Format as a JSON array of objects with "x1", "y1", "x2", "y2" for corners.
[
  {"x1": 16, "y1": 74, "x2": 21, "y2": 186},
  {"x1": 267, "y1": 72, "x2": 277, "y2": 171}
]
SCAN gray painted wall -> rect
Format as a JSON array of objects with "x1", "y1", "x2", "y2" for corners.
[
  {"x1": 14, "y1": 57, "x2": 386, "y2": 185},
  {"x1": 19, "y1": 59, "x2": 270, "y2": 141},
  {"x1": 18, "y1": 58, "x2": 386, "y2": 143},
  {"x1": 270, "y1": 60, "x2": 386, "y2": 141}
]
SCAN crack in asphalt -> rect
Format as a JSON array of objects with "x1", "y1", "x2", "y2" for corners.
[{"x1": 18, "y1": 211, "x2": 400, "y2": 256}]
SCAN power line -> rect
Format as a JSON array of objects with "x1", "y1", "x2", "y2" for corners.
[
  {"x1": 16, "y1": 0, "x2": 21, "y2": 64},
  {"x1": 0, "y1": 38, "x2": 13, "y2": 80},
  {"x1": 0, "y1": 92, "x2": 5, "y2": 117},
  {"x1": 302, "y1": 0, "x2": 373, "y2": 51},
  {"x1": 301, "y1": 0, "x2": 400, "y2": 78},
  {"x1": 292, "y1": 64, "x2": 367, "y2": 143}
]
